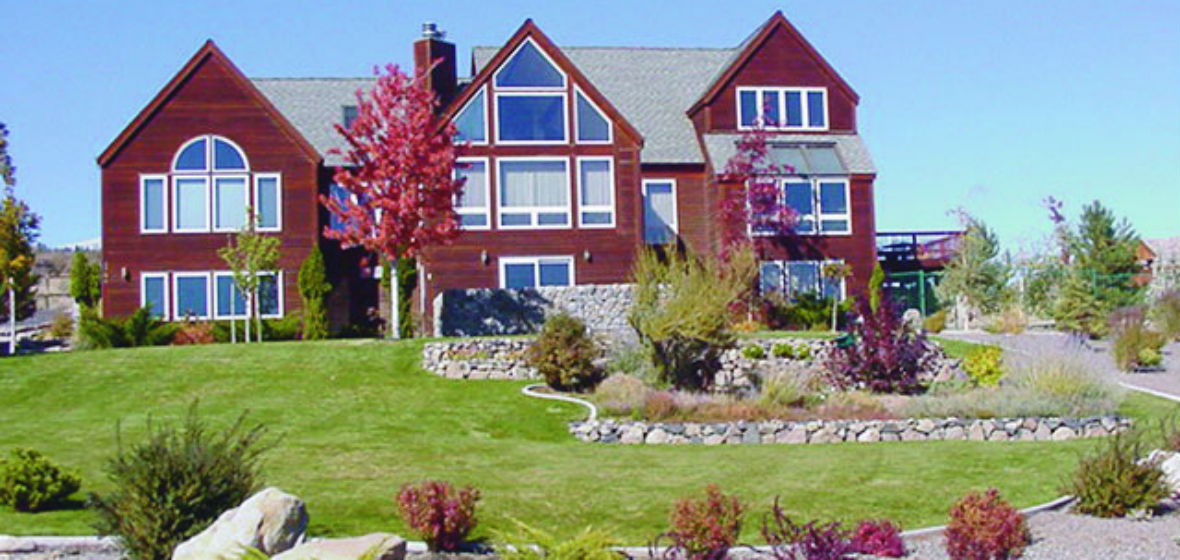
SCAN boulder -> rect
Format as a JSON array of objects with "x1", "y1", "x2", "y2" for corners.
[
  {"x1": 272, "y1": 534, "x2": 406, "y2": 560},
  {"x1": 1148, "y1": 450, "x2": 1180, "y2": 494},
  {"x1": 173, "y1": 487, "x2": 307, "y2": 560}
]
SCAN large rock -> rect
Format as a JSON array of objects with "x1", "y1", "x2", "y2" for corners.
[
  {"x1": 272, "y1": 534, "x2": 406, "y2": 560},
  {"x1": 1148, "y1": 450, "x2": 1180, "y2": 494},
  {"x1": 172, "y1": 488, "x2": 308, "y2": 560}
]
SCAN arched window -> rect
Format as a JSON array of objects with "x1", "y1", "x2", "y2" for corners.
[{"x1": 141, "y1": 134, "x2": 281, "y2": 234}]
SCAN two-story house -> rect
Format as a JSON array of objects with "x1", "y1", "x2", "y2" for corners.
[{"x1": 98, "y1": 11, "x2": 877, "y2": 332}]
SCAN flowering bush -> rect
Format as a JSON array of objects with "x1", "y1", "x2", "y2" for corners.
[
  {"x1": 397, "y1": 480, "x2": 481, "y2": 552},
  {"x1": 850, "y1": 520, "x2": 905, "y2": 557},
  {"x1": 945, "y1": 489, "x2": 1030, "y2": 560},
  {"x1": 825, "y1": 297, "x2": 936, "y2": 394},
  {"x1": 662, "y1": 484, "x2": 745, "y2": 560}
]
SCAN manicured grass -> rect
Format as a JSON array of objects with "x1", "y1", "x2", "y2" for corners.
[
  {"x1": 930, "y1": 336, "x2": 981, "y2": 360},
  {"x1": 739, "y1": 330, "x2": 839, "y2": 340},
  {"x1": 0, "y1": 341, "x2": 1174, "y2": 542}
]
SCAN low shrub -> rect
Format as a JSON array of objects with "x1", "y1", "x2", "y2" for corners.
[
  {"x1": 945, "y1": 489, "x2": 1030, "y2": 560},
  {"x1": 397, "y1": 480, "x2": 481, "y2": 552},
  {"x1": 795, "y1": 344, "x2": 812, "y2": 361},
  {"x1": 663, "y1": 484, "x2": 744, "y2": 560},
  {"x1": 0, "y1": 448, "x2": 81, "y2": 512},
  {"x1": 593, "y1": 374, "x2": 652, "y2": 417},
  {"x1": 741, "y1": 344, "x2": 766, "y2": 360},
  {"x1": 849, "y1": 520, "x2": 905, "y2": 558},
  {"x1": 643, "y1": 391, "x2": 679, "y2": 421},
  {"x1": 815, "y1": 391, "x2": 894, "y2": 421},
  {"x1": 983, "y1": 306, "x2": 1026, "y2": 335},
  {"x1": 526, "y1": 313, "x2": 602, "y2": 392},
  {"x1": 1110, "y1": 306, "x2": 1166, "y2": 371},
  {"x1": 1064, "y1": 431, "x2": 1169, "y2": 518},
  {"x1": 262, "y1": 313, "x2": 303, "y2": 341},
  {"x1": 758, "y1": 368, "x2": 813, "y2": 409},
  {"x1": 730, "y1": 319, "x2": 765, "y2": 333},
  {"x1": 761, "y1": 497, "x2": 853, "y2": 560},
  {"x1": 78, "y1": 307, "x2": 177, "y2": 349},
  {"x1": 1152, "y1": 289, "x2": 1180, "y2": 340},
  {"x1": 963, "y1": 345, "x2": 1004, "y2": 387},
  {"x1": 48, "y1": 313, "x2": 75, "y2": 340},
  {"x1": 771, "y1": 343, "x2": 795, "y2": 359},
  {"x1": 497, "y1": 520, "x2": 620, "y2": 560},
  {"x1": 1157, "y1": 414, "x2": 1180, "y2": 452},
  {"x1": 172, "y1": 322, "x2": 215, "y2": 345},
  {"x1": 90, "y1": 403, "x2": 269, "y2": 560},
  {"x1": 924, "y1": 309, "x2": 948, "y2": 333},
  {"x1": 825, "y1": 297, "x2": 936, "y2": 395}
]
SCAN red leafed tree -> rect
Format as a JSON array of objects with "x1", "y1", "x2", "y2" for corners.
[
  {"x1": 322, "y1": 63, "x2": 463, "y2": 338},
  {"x1": 717, "y1": 126, "x2": 796, "y2": 256}
]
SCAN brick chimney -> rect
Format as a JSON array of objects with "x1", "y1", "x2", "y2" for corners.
[{"x1": 414, "y1": 22, "x2": 457, "y2": 110}]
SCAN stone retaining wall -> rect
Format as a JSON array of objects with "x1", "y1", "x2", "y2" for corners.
[
  {"x1": 422, "y1": 338, "x2": 537, "y2": 380},
  {"x1": 570, "y1": 416, "x2": 1130, "y2": 445},
  {"x1": 433, "y1": 284, "x2": 635, "y2": 338}
]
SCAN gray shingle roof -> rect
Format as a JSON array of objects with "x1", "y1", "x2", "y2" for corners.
[
  {"x1": 702, "y1": 133, "x2": 876, "y2": 175},
  {"x1": 475, "y1": 46, "x2": 734, "y2": 163},
  {"x1": 252, "y1": 78, "x2": 374, "y2": 166}
]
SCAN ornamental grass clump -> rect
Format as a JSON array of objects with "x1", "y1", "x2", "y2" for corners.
[
  {"x1": 397, "y1": 480, "x2": 481, "y2": 552},
  {"x1": 526, "y1": 313, "x2": 602, "y2": 392},
  {"x1": 0, "y1": 448, "x2": 81, "y2": 512},
  {"x1": 496, "y1": 520, "x2": 621, "y2": 560},
  {"x1": 1064, "y1": 431, "x2": 1169, "y2": 518},
  {"x1": 825, "y1": 297, "x2": 936, "y2": 394},
  {"x1": 659, "y1": 484, "x2": 744, "y2": 560},
  {"x1": 945, "y1": 489, "x2": 1030, "y2": 560}
]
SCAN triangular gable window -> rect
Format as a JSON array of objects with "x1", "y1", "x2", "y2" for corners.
[
  {"x1": 575, "y1": 91, "x2": 610, "y2": 143},
  {"x1": 454, "y1": 88, "x2": 487, "y2": 143},
  {"x1": 495, "y1": 40, "x2": 564, "y2": 88}
]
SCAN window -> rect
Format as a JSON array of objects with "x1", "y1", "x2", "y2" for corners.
[
  {"x1": 257, "y1": 272, "x2": 282, "y2": 318},
  {"x1": 500, "y1": 256, "x2": 574, "y2": 289},
  {"x1": 141, "y1": 273, "x2": 168, "y2": 319},
  {"x1": 760, "y1": 260, "x2": 846, "y2": 301},
  {"x1": 140, "y1": 175, "x2": 166, "y2": 233},
  {"x1": 214, "y1": 273, "x2": 247, "y2": 319},
  {"x1": 494, "y1": 40, "x2": 565, "y2": 88},
  {"x1": 577, "y1": 158, "x2": 614, "y2": 227},
  {"x1": 575, "y1": 90, "x2": 611, "y2": 143},
  {"x1": 342, "y1": 105, "x2": 358, "y2": 129},
  {"x1": 454, "y1": 158, "x2": 490, "y2": 229},
  {"x1": 736, "y1": 87, "x2": 828, "y2": 131},
  {"x1": 328, "y1": 183, "x2": 350, "y2": 233},
  {"x1": 173, "y1": 176, "x2": 209, "y2": 232},
  {"x1": 213, "y1": 176, "x2": 248, "y2": 231},
  {"x1": 498, "y1": 158, "x2": 570, "y2": 228},
  {"x1": 173, "y1": 272, "x2": 210, "y2": 320},
  {"x1": 254, "y1": 174, "x2": 281, "y2": 231},
  {"x1": 643, "y1": 179, "x2": 678, "y2": 244},
  {"x1": 496, "y1": 94, "x2": 566, "y2": 143},
  {"x1": 782, "y1": 177, "x2": 850, "y2": 235},
  {"x1": 454, "y1": 88, "x2": 487, "y2": 144}
]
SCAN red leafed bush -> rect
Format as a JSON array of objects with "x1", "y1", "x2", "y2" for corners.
[
  {"x1": 761, "y1": 497, "x2": 853, "y2": 560},
  {"x1": 396, "y1": 480, "x2": 481, "y2": 552},
  {"x1": 825, "y1": 297, "x2": 936, "y2": 394},
  {"x1": 664, "y1": 484, "x2": 745, "y2": 560},
  {"x1": 850, "y1": 519, "x2": 906, "y2": 557},
  {"x1": 945, "y1": 489, "x2": 1031, "y2": 560},
  {"x1": 172, "y1": 322, "x2": 215, "y2": 345}
]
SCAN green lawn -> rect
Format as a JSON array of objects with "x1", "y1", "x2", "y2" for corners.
[{"x1": 0, "y1": 340, "x2": 1174, "y2": 542}]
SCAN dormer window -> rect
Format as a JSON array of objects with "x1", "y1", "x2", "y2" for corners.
[
  {"x1": 737, "y1": 87, "x2": 827, "y2": 131},
  {"x1": 493, "y1": 39, "x2": 568, "y2": 144},
  {"x1": 342, "y1": 105, "x2": 358, "y2": 129}
]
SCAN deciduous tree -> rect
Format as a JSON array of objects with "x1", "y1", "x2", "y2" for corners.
[
  {"x1": 322, "y1": 63, "x2": 462, "y2": 339},
  {"x1": 717, "y1": 127, "x2": 796, "y2": 255},
  {"x1": 217, "y1": 211, "x2": 281, "y2": 343},
  {"x1": 0, "y1": 124, "x2": 39, "y2": 354},
  {"x1": 69, "y1": 251, "x2": 102, "y2": 311},
  {"x1": 937, "y1": 211, "x2": 1008, "y2": 329}
]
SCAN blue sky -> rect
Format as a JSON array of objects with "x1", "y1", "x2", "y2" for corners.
[{"x1": 2, "y1": 0, "x2": 1177, "y2": 251}]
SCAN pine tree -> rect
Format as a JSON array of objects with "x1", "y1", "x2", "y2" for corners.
[
  {"x1": 69, "y1": 251, "x2": 102, "y2": 310},
  {"x1": 297, "y1": 246, "x2": 330, "y2": 340}
]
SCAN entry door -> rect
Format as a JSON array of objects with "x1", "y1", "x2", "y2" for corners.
[{"x1": 642, "y1": 179, "x2": 677, "y2": 244}]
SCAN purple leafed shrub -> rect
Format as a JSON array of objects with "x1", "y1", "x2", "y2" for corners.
[
  {"x1": 826, "y1": 296, "x2": 936, "y2": 394},
  {"x1": 762, "y1": 498, "x2": 855, "y2": 560},
  {"x1": 945, "y1": 488, "x2": 1031, "y2": 560},
  {"x1": 396, "y1": 480, "x2": 481, "y2": 552},
  {"x1": 658, "y1": 484, "x2": 745, "y2": 560},
  {"x1": 850, "y1": 519, "x2": 906, "y2": 557}
]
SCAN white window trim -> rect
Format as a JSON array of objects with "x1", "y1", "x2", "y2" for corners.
[
  {"x1": 493, "y1": 91, "x2": 570, "y2": 145},
  {"x1": 172, "y1": 175, "x2": 211, "y2": 233},
  {"x1": 784, "y1": 176, "x2": 852, "y2": 237},
  {"x1": 454, "y1": 157, "x2": 491, "y2": 231},
  {"x1": 139, "y1": 174, "x2": 168, "y2": 234},
  {"x1": 212, "y1": 174, "x2": 251, "y2": 233},
  {"x1": 172, "y1": 271, "x2": 212, "y2": 321},
  {"x1": 498, "y1": 256, "x2": 576, "y2": 289},
  {"x1": 212, "y1": 271, "x2": 247, "y2": 320},
  {"x1": 576, "y1": 156, "x2": 615, "y2": 229},
  {"x1": 453, "y1": 86, "x2": 490, "y2": 146},
  {"x1": 642, "y1": 178, "x2": 679, "y2": 243},
  {"x1": 573, "y1": 87, "x2": 613, "y2": 144},
  {"x1": 761, "y1": 259, "x2": 847, "y2": 301},
  {"x1": 171, "y1": 134, "x2": 252, "y2": 173},
  {"x1": 736, "y1": 86, "x2": 829, "y2": 132},
  {"x1": 253, "y1": 173, "x2": 283, "y2": 232},
  {"x1": 258, "y1": 271, "x2": 285, "y2": 319},
  {"x1": 495, "y1": 156, "x2": 572, "y2": 230},
  {"x1": 492, "y1": 38, "x2": 567, "y2": 91},
  {"x1": 140, "y1": 272, "x2": 170, "y2": 320},
  {"x1": 211, "y1": 270, "x2": 285, "y2": 320}
]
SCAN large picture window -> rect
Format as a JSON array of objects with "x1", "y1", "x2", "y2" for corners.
[
  {"x1": 782, "y1": 177, "x2": 850, "y2": 235},
  {"x1": 496, "y1": 94, "x2": 566, "y2": 143},
  {"x1": 760, "y1": 260, "x2": 846, "y2": 301},
  {"x1": 500, "y1": 256, "x2": 574, "y2": 289},
  {"x1": 152, "y1": 135, "x2": 281, "y2": 234},
  {"x1": 173, "y1": 272, "x2": 211, "y2": 320},
  {"x1": 497, "y1": 158, "x2": 570, "y2": 228},
  {"x1": 737, "y1": 87, "x2": 828, "y2": 131}
]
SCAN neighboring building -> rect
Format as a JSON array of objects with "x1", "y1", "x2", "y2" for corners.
[{"x1": 98, "y1": 11, "x2": 878, "y2": 332}]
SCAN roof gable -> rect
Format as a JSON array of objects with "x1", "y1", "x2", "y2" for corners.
[
  {"x1": 97, "y1": 40, "x2": 319, "y2": 167},
  {"x1": 443, "y1": 20, "x2": 644, "y2": 148},
  {"x1": 688, "y1": 11, "x2": 859, "y2": 116}
]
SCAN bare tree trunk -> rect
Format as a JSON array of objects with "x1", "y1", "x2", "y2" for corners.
[
  {"x1": 390, "y1": 257, "x2": 401, "y2": 340},
  {"x1": 255, "y1": 289, "x2": 263, "y2": 343},
  {"x1": 7, "y1": 287, "x2": 14, "y2": 356},
  {"x1": 244, "y1": 293, "x2": 252, "y2": 343},
  {"x1": 230, "y1": 291, "x2": 237, "y2": 344}
]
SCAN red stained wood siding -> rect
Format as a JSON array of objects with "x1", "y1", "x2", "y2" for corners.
[{"x1": 100, "y1": 48, "x2": 321, "y2": 319}]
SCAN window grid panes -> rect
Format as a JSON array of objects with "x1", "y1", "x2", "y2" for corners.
[
  {"x1": 455, "y1": 159, "x2": 489, "y2": 229},
  {"x1": 501, "y1": 257, "x2": 574, "y2": 289},
  {"x1": 782, "y1": 177, "x2": 849, "y2": 235},
  {"x1": 158, "y1": 135, "x2": 281, "y2": 234},
  {"x1": 759, "y1": 260, "x2": 845, "y2": 301},
  {"x1": 737, "y1": 87, "x2": 828, "y2": 130},
  {"x1": 578, "y1": 158, "x2": 614, "y2": 227},
  {"x1": 498, "y1": 159, "x2": 570, "y2": 228}
]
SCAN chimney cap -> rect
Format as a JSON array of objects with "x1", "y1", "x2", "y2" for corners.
[{"x1": 421, "y1": 22, "x2": 445, "y2": 40}]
